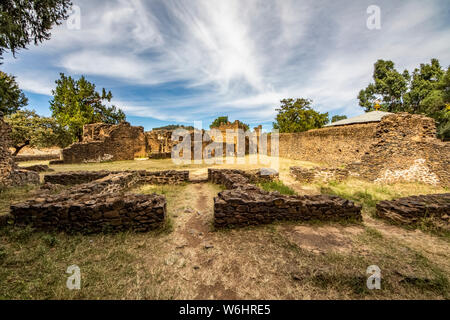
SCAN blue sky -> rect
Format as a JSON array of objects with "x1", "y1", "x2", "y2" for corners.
[{"x1": 2, "y1": 0, "x2": 450, "y2": 131}]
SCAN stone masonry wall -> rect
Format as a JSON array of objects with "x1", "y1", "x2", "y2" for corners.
[
  {"x1": 279, "y1": 123, "x2": 378, "y2": 165},
  {"x1": 348, "y1": 113, "x2": 450, "y2": 186},
  {"x1": 290, "y1": 167, "x2": 350, "y2": 183},
  {"x1": 11, "y1": 172, "x2": 167, "y2": 233},
  {"x1": 376, "y1": 193, "x2": 450, "y2": 229},
  {"x1": 44, "y1": 170, "x2": 189, "y2": 185},
  {"x1": 61, "y1": 122, "x2": 147, "y2": 164},
  {"x1": 208, "y1": 169, "x2": 361, "y2": 228}
]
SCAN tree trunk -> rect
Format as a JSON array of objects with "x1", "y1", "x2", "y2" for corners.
[{"x1": 12, "y1": 141, "x2": 30, "y2": 156}]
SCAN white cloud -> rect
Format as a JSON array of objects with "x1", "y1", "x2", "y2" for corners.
[{"x1": 2, "y1": 0, "x2": 449, "y2": 125}]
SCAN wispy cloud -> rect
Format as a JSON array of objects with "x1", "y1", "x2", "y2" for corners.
[{"x1": 1, "y1": 0, "x2": 449, "y2": 129}]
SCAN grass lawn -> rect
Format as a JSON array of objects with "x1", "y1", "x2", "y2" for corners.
[{"x1": 0, "y1": 157, "x2": 448, "y2": 299}]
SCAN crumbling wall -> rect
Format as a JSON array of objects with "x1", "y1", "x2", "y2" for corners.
[
  {"x1": 288, "y1": 113, "x2": 449, "y2": 187},
  {"x1": 290, "y1": 167, "x2": 350, "y2": 183},
  {"x1": 44, "y1": 170, "x2": 189, "y2": 185},
  {"x1": 348, "y1": 113, "x2": 450, "y2": 186},
  {"x1": 208, "y1": 169, "x2": 361, "y2": 228},
  {"x1": 376, "y1": 193, "x2": 450, "y2": 229},
  {"x1": 10, "y1": 172, "x2": 167, "y2": 233},
  {"x1": 61, "y1": 122, "x2": 147, "y2": 164}
]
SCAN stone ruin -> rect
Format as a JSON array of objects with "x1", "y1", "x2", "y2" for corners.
[
  {"x1": 53, "y1": 120, "x2": 260, "y2": 164},
  {"x1": 208, "y1": 169, "x2": 362, "y2": 228},
  {"x1": 54, "y1": 122, "x2": 148, "y2": 164},
  {"x1": 9, "y1": 170, "x2": 190, "y2": 233},
  {"x1": 376, "y1": 193, "x2": 450, "y2": 230},
  {"x1": 290, "y1": 113, "x2": 450, "y2": 187},
  {"x1": 0, "y1": 115, "x2": 40, "y2": 187}
]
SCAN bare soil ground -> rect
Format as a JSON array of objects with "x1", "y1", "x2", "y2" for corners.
[{"x1": 0, "y1": 158, "x2": 449, "y2": 299}]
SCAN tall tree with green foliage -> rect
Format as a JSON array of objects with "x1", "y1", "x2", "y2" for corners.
[
  {"x1": 0, "y1": 0, "x2": 72, "y2": 63},
  {"x1": 0, "y1": 71, "x2": 28, "y2": 115},
  {"x1": 210, "y1": 116, "x2": 229, "y2": 129},
  {"x1": 50, "y1": 73, "x2": 126, "y2": 142},
  {"x1": 331, "y1": 115, "x2": 347, "y2": 123},
  {"x1": 210, "y1": 116, "x2": 249, "y2": 130},
  {"x1": 5, "y1": 110, "x2": 72, "y2": 155},
  {"x1": 359, "y1": 59, "x2": 450, "y2": 140},
  {"x1": 273, "y1": 98, "x2": 329, "y2": 133}
]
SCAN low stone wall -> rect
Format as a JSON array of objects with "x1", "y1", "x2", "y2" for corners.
[
  {"x1": 8, "y1": 169, "x2": 40, "y2": 186},
  {"x1": 208, "y1": 168, "x2": 279, "y2": 188},
  {"x1": 44, "y1": 170, "x2": 189, "y2": 186},
  {"x1": 209, "y1": 169, "x2": 361, "y2": 228},
  {"x1": 11, "y1": 193, "x2": 166, "y2": 233},
  {"x1": 14, "y1": 154, "x2": 61, "y2": 162},
  {"x1": 376, "y1": 193, "x2": 450, "y2": 228},
  {"x1": 21, "y1": 164, "x2": 54, "y2": 173},
  {"x1": 290, "y1": 167, "x2": 349, "y2": 183},
  {"x1": 214, "y1": 189, "x2": 362, "y2": 228},
  {"x1": 44, "y1": 171, "x2": 112, "y2": 185},
  {"x1": 10, "y1": 172, "x2": 167, "y2": 233}
]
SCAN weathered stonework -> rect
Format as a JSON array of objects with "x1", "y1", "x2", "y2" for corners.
[
  {"x1": 288, "y1": 113, "x2": 449, "y2": 187},
  {"x1": 290, "y1": 167, "x2": 350, "y2": 183},
  {"x1": 44, "y1": 170, "x2": 189, "y2": 185},
  {"x1": 10, "y1": 172, "x2": 168, "y2": 233},
  {"x1": 348, "y1": 113, "x2": 449, "y2": 186},
  {"x1": 209, "y1": 169, "x2": 361, "y2": 228},
  {"x1": 376, "y1": 193, "x2": 450, "y2": 229},
  {"x1": 279, "y1": 123, "x2": 378, "y2": 165},
  {"x1": 61, "y1": 122, "x2": 147, "y2": 164},
  {"x1": 11, "y1": 192, "x2": 166, "y2": 233}
]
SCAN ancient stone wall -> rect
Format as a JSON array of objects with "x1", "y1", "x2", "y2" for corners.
[
  {"x1": 376, "y1": 193, "x2": 450, "y2": 229},
  {"x1": 287, "y1": 113, "x2": 449, "y2": 187},
  {"x1": 61, "y1": 122, "x2": 147, "y2": 164},
  {"x1": 44, "y1": 170, "x2": 189, "y2": 185},
  {"x1": 14, "y1": 154, "x2": 61, "y2": 162},
  {"x1": 279, "y1": 123, "x2": 378, "y2": 165},
  {"x1": 348, "y1": 113, "x2": 450, "y2": 186},
  {"x1": 208, "y1": 169, "x2": 361, "y2": 228},
  {"x1": 290, "y1": 167, "x2": 350, "y2": 183},
  {"x1": 0, "y1": 116, "x2": 40, "y2": 187},
  {"x1": 11, "y1": 172, "x2": 166, "y2": 233}
]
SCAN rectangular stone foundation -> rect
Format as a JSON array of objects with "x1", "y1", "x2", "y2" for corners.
[
  {"x1": 11, "y1": 193, "x2": 166, "y2": 233},
  {"x1": 209, "y1": 169, "x2": 362, "y2": 228},
  {"x1": 44, "y1": 170, "x2": 189, "y2": 186}
]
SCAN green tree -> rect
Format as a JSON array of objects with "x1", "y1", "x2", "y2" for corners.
[
  {"x1": 0, "y1": 71, "x2": 28, "y2": 115},
  {"x1": 359, "y1": 59, "x2": 450, "y2": 139},
  {"x1": 0, "y1": 0, "x2": 72, "y2": 62},
  {"x1": 273, "y1": 98, "x2": 329, "y2": 133},
  {"x1": 210, "y1": 116, "x2": 250, "y2": 130},
  {"x1": 331, "y1": 115, "x2": 347, "y2": 123},
  {"x1": 153, "y1": 124, "x2": 195, "y2": 131},
  {"x1": 210, "y1": 116, "x2": 229, "y2": 129},
  {"x1": 358, "y1": 59, "x2": 408, "y2": 112},
  {"x1": 5, "y1": 110, "x2": 72, "y2": 156},
  {"x1": 50, "y1": 73, "x2": 126, "y2": 141}
]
